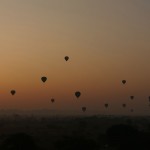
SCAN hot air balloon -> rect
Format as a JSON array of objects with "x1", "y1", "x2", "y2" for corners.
[
  {"x1": 51, "y1": 98, "x2": 55, "y2": 103},
  {"x1": 11, "y1": 90, "x2": 16, "y2": 95},
  {"x1": 148, "y1": 96, "x2": 150, "y2": 102},
  {"x1": 64, "y1": 56, "x2": 69, "y2": 61},
  {"x1": 122, "y1": 80, "x2": 126, "y2": 84},
  {"x1": 41, "y1": 76, "x2": 47, "y2": 83},
  {"x1": 105, "y1": 103, "x2": 108, "y2": 108},
  {"x1": 75, "y1": 91, "x2": 81, "y2": 98},
  {"x1": 130, "y1": 96, "x2": 134, "y2": 100},
  {"x1": 130, "y1": 109, "x2": 134, "y2": 112},
  {"x1": 122, "y1": 104, "x2": 126, "y2": 108},
  {"x1": 82, "y1": 107, "x2": 86, "y2": 112}
]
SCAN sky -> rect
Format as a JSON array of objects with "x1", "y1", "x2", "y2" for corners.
[{"x1": 0, "y1": 0, "x2": 150, "y2": 115}]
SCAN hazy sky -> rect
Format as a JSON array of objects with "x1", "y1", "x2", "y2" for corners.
[{"x1": 0, "y1": 0, "x2": 150, "y2": 115}]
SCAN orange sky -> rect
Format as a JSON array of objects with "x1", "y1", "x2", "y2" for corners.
[{"x1": 0, "y1": 0, "x2": 150, "y2": 115}]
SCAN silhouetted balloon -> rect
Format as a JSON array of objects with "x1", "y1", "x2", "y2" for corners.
[
  {"x1": 51, "y1": 98, "x2": 55, "y2": 103},
  {"x1": 105, "y1": 103, "x2": 109, "y2": 108},
  {"x1": 82, "y1": 107, "x2": 86, "y2": 112},
  {"x1": 75, "y1": 91, "x2": 81, "y2": 98},
  {"x1": 122, "y1": 104, "x2": 126, "y2": 108},
  {"x1": 11, "y1": 90, "x2": 16, "y2": 95},
  {"x1": 130, "y1": 109, "x2": 134, "y2": 112},
  {"x1": 130, "y1": 96, "x2": 134, "y2": 100},
  {"x1": 64, "y1": 56, "x2": 69, "y2": 61},
  {"x1": 149, "y1": 96, "x2": 150, "y2": 102},
  {"x1": 41, "y1": 76, "x2": 47, "y2": 83},
  {"x1": 122, "y1": 80, "x2": 126, "y2": 84}
]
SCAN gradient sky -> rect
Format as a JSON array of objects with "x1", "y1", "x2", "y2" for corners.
[{"x1": 0, "y1": 0, "x2": 150, "y2": 115}]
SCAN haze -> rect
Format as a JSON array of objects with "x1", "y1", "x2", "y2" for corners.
[{"x1": 0, "y1": 0, "x2": 150, "y2": 115}]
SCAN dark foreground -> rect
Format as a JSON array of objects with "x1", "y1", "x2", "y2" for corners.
[{"x1": 0, "y1": 115, "x2": 150, "y2": 150}]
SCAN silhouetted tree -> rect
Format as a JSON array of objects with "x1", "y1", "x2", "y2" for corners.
[
  {"x1": 118, "y1": 131, "x2": 150, "y2": 150},
  {"x1": 106, "y1": 124, "x2": 139, "y2": 147},
  {"x1": 55, "y1": 135, "x2": 98, "y2": 150},
  {"x1": 0, "y1": 133, "x2": 38, "y2": 150}
]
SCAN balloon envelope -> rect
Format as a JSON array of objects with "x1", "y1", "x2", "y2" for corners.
[
  {"x1": 11, "y1": 90, "x2": 16, "y2": 95},
  {"x1": 75, "y1": 91, "x2": 81, "y2": 98},
  {"x1": 41, "y1": 77, "x2": 47, "y2": 83},
  {"x1": 64, "y1": 56, "x2": 69, "y2": 61},
  {"x1": 130, "y1": 96, "x2": 134, "y2": 100},
  {"x1": 105, "y1": 104, "x2": 108, "y2": 108},
  {"x1": 51, "y1": 98, "x2": 55, "y2": 103},
  {"x1": 82, "y1": 107, "x2": 86, "y2": 112},
  {"x1": 122, "y1": 104, "x2": 126, "y2": 108},
  {"x1": 122, "y1": 80, "x2": 126, "y2": 84},
  {"x1": 130, "y1": 109, "x2": 134, "y2": 112}
]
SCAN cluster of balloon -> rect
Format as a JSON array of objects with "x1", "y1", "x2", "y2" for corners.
[
  {"x1": 64, "y1": 56, "x2": 69, "y2": 61},
  {"x1": 122, "y1": 80, "x2": 126, "y2": 84},
  {"x1": 51, "y1": 98, "x2": 55, "y2": 103},
  {"x1": 82, "y1": 107, "x2": 86, "y2": 112},
  {"x1": 41, "y1": 77, "x2": 47, "y2": 83},
  {"x1": 11, "y1": 90, "x2": 16, "y2": 96},
  {"x1": 122, "y1": 104, "x2": 126, "y2": 108},
  {"x1": 39, "y1": 63, "x2": 134, "y2": 114},
  {"x1": 7, "y1": 59, "x2": 139, "y2": 115},
  {"x1": 105, "y1": 103, "x2": 109, "y2": 108},
  {"x1": 130, "y1": 96, "x2": 134, "y2": 100},
  {"x1": 121, "y1": 80, "x2": 136, "y2": 113},
  {"x1": 75, "y1": 91, "x2": 81, "y2": 98}
]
